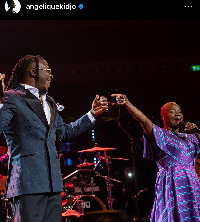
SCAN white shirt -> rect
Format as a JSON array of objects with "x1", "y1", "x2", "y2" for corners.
[
  {"x1": 22, "y1": 84, "x2": 51, "y2": 124},
  {"x1": 21, "y1": 84, "x2": 95, "y2": 125}
]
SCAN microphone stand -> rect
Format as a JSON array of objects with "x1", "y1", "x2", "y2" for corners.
[{"x1": 117, "y1": 106, "x2": 141, "y2": 222}]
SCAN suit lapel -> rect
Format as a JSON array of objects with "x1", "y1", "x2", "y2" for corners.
[{"x1": 17, "y1": 86, "x2": 49, "y2": 129}]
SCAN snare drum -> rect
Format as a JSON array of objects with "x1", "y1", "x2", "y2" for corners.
[{"x1": 62, "y1": 195, "x2": 106, "y2": 215}]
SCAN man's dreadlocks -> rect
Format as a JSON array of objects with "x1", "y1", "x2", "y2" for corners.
[{"x1": 6, "y1": 55, "x2": 43, "y2": 91}]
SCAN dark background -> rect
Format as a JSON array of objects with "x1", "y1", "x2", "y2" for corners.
[{"x1": 1, "y1": 20, "x2": 200, "y2": 220}]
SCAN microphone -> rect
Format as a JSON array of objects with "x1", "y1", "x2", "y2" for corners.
[
  {"x1": 179, "y1": 121, "x2": 200, "y2": 134},
  {"x1": 56, "y1": 103, "x2": 65, "y2": 111}
]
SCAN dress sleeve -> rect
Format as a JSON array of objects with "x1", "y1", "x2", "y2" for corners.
[
  {"x1": 187, "y1": 134, "x2": 199, "y2": 145},
  {"x1": 143, "y1": 124, "x2": 166, "y2": 161},
  {"x1": 187, "y1": 134, "x2": 200, "y2": 155}
]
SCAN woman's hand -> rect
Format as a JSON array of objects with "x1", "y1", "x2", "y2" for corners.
[
  {"x1": 111, "y1": 94, "x2": 128, "y2": 105},
  {"x1": 184, "y1": 122, "x2": 199, "y2": 134}
]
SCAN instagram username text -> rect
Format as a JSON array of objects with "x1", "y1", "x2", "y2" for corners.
[{"x1": 26, "y1": 3, "x2": 77, "y2": 10}]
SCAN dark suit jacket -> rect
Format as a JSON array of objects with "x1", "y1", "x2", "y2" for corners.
[{"x1": 0, "y1": 85, "x2": 94, "y2": 198}]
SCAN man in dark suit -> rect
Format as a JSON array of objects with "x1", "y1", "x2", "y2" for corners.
[{"x1": 0, "y1": 55, "x2": 108, "y2": 222}]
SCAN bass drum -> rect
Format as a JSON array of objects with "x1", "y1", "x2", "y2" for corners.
[{"x1": 62, "y1": 195, "x2": 106, "y2": 219}]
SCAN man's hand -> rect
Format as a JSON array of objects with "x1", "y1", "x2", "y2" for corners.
[{"x1": 91, "y1": 94, "x2": 108, "y2": 117}]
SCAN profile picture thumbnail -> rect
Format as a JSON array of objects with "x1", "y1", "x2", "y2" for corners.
[{"x1": 5, "y1": 0, "x2": 21, "y2": 15}]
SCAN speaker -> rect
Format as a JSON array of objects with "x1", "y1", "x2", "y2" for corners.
[{"x1": 81, "y1": 210, "x2": 130, "y2": 222}]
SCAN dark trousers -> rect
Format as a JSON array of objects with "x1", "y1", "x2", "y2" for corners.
[{"x1": 11, "y1": 192, "x2": 62, "y2": 222}]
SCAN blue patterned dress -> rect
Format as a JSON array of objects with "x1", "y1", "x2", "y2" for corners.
[{"x1": 143, "y1": 124, "x2": 200, "y2": 222}]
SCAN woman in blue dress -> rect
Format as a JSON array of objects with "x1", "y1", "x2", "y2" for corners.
[{"x1": 111, "y1": 94, "x2": 200, "y2": 222}]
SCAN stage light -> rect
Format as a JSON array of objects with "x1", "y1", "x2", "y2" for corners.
[
  {"x1": 91, "y1": 129, "x2": 95, "y2": 141},
  {"x1": 125, "y1": 167, "x2": 134, "y2": 179},
  {"x1": 127, "y1": 172, "x2": 133, "y2": 178},
  {"x1": 191, "y1": 65, "x2": 200, "y2": 71},
  {"x1": 64, "y1": 158, "x2": 72, "y2": 166}
]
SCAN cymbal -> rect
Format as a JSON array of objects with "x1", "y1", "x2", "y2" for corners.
[
  {"x1": 78, "y1": 147, "x2": 117, "y2": 153},
  {"x1": 76, "y1": 162, "x2": 95, "y2": 168},
  {"x1": 78, "y1": 148, "x2": 96, "y2": 153},
  {"x1": 62, "y1": 209, "x2": 81, "y2": 217},
  {"x1": 0, "y1": 146, "x2": 7, "y2": 153},
  {"x1": 110, "y1": 157, "x2": 129, "y2": 161},
  {"x1": 91, "y1": 147, "x2": 117, "y2": 151}
]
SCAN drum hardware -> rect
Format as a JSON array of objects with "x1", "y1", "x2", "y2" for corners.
[
  {"x1": 95, "y1": 171, "x2": 145, "y2": 200},
  {"x1": 109, "y1": 157, "x2": 129, "y2": 161},
  {"x1": 63, "y1": 182, "x2": 75, "y2": 200},
  {"x1": 1, "y1": 193, "x2": 12, "y2": 222},
  {"x1": 62, "y1": 171, "x2": 105, "y2": 221},
  {"x1": 63, "y1": 169, "x2": 98, "y2": 187},
  {"x1": 62, "y1": 195, "x2": 106, "y2": 219},
  {"x1": 77, "y1": 147, "x2": 117, "y2": 153},
  {"x1": 104, "y1": 153, "x2": 113, "y2": 210},
  {"x1": 117, "y1": 111, "x2": 143, "y2": 221},
  {"x1": 76, "y1": 199, "x2": 84, "y2": 215},
  {"x1": 77, "y1": 146, "x2": 117, "y2": 208},
  {"x1": 92, "y1": 151, "x2": 115, "y2": 210},
  {"x1": 63, "y1": 169, "x2": 100, "y2": 196},
  {"x1": 132, "y1": 189, "x2": 148, "y2": 199},
  {"x1": 75, "y1": 159, "x2": 95, "y2": 168},
  {"x1": 77, "y1": 146, "x2": 118, "y2": 210},
  {"x1": 95, "y1": 172, "x2": 122, "y2": 184},
  {"x1": 77, "y1": 146, "x2": 129, "y2": 210},
  {"x1": 93, "y1": 152, "x2": 128, "y2": 210},
  {"x1": 82, "y1": 185, "x2": 100, "y2": 193},
  {"x1": 95, "y1": 155, "x2": 129, "y2": 164},
  {"x1": 131, "y1": 189, "x2": 149, "y2": 221}
]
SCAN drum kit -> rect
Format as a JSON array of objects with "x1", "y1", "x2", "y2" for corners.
[
  {"x1": 0, "y1": 145, "x2": 131, "y2": 222},
  {"x1": 61, "y1": 146, "x2": 129, "y2": 221}
]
